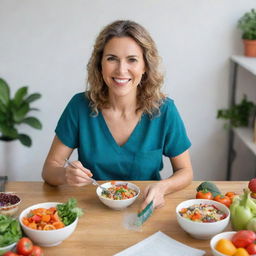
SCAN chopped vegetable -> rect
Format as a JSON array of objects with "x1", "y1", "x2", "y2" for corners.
[
  {"x1": 0, "y1": 214, "x2": 22, "y2": 247},
  {"x1": 101, "y1": 184, "x2": 137, "y2": 200},
  {"x1": 22, "y1": 206, "x2": 65, "y2": 230},
  {"x1": 57, "y1": 198, "x2": 83, "y2": 226},
  {"x1": 179, "y1": 203, "x2": 227, "y2": 223}
]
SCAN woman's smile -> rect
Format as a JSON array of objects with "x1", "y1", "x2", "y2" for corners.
[{"x1": 101, "y1": 36, "x2": 145, "y2": 97}]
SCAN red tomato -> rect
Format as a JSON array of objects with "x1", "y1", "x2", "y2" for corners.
[
  {"x1": 225, "y1": 192, "x2": 237, "y2": 200},
  {"x1": 16, "y1": 237, "x2": 33, "y2": 255},
  {"x1": 246, "y1": 243, "x2": 256, "y2": 254},
  {"x1": 29, "y1": 245, "x2": 44, "y2": 256},
  {"x1": 232, "y1": 230, "x2": 256, "y2": 248},
  {"x1": 214, "y1": 195, "x2": 232, "y2": 207},
  {"x1": 196, "y1": 190, "x2": 213, "y2": 200}
]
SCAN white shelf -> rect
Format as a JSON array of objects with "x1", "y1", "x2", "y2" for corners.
[
  {"x1": 233, "y1": 127, "x2": 256, "y2": 156},
  {"x1": 231, "y1": 55, "x2": 256, "y2": 76}
]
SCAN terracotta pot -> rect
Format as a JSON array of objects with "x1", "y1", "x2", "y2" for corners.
[{"x1": 243, "y1": 39, "x2": 256, "y2": 57}]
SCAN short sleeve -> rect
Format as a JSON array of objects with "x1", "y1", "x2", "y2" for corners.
[
  {"x1": 55, "y1": 94, "x2": 81, "y2": 148},
  {"x1": 163, "y1": 100, "x2": 191, "y2": 157}
]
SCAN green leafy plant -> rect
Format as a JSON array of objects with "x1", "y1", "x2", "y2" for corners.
[
  {"x1": 0, "y1": 78, "x2": 42, "y2": 147},
  {"x1": 238, "y1": 8, "x2": 256, "y2": 40},
  {"x1": 217, "y1": 95, "x2": 256, "y2": 128}
]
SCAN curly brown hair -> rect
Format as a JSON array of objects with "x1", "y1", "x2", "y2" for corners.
[{"x1": 86, "y1": 20, "x2": 165, "y2": 116}]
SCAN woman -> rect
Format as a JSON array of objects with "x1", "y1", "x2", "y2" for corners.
[{"x1": 42, "y1": 20, "x2": 193, "y2": 210}]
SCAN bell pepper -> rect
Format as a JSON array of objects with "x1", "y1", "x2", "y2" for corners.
[{"x1": 230, "y1": 189, "x2": 255, "y2": 230}]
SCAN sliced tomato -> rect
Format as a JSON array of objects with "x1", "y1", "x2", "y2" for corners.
[{"x1": 43, "y1": 224, "x2": 56, "y2": 230}]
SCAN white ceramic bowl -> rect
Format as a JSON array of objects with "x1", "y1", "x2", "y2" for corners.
[
  {"x1": 96, "y1": 181, "x2": 140, "y2": 210},
  {"x1": 210, "y1": 231, "x2": 236, "y2": 256},
  {"x1": 0, "y1": 192, "x2": 21, "y2": 217},
  {"x1": 19, "y1": 202, "x2": 78, "y2": 247},
  {"x1": 0, "y1": 242, "x2": 17, "y2": 255},
  {"x1": 176, "y1": 199, "x2": 230, "y2": 240}
]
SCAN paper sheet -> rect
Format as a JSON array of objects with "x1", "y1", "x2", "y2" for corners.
[{"x1": 114, "y1": 231, "x2": 205, "y2": 256}]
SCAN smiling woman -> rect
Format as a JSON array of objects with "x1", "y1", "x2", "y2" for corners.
[{"x1": 42, "y1": 20, "x2": 193, "y2": 212}]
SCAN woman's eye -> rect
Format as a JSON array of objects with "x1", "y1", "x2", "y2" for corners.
[
  {"x1": 106, "y1": 56, "x2": 116, "y2": 61},
  {"x1": 128, "y1": 58, "x2": 137, "y2": 63}
]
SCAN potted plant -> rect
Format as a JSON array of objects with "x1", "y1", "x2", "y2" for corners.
[
  {"x1": 238, "y1": 8, "x2": 256, "y2": 57},
  {"x1": 0, "y1": 78, "x2": 42, "y2": 147},
  {"x1": 217, "y1": 95, "x2": 256, "y2": 128}
]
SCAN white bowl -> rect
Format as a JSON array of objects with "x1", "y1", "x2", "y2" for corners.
[
  {"x1": 96, "y1": 181, "x2": 140, "y2": 210},
  {"x1": 0, "y1": 242, "x2": 17, "y2": 255},
  {"x1": 210, "y1": 231, "x2": 236, "y2": 256},
  {"x1": 19, "y1": 202, "x2": 78, "y2": 247},
  {"x1": 176, "y1": 199, "x2": 230, "y2": 240},
  {"x1": 0, "y1": 192, "x2": 21, "y2": 217}
]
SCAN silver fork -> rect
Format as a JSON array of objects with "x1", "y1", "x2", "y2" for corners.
[{"x1": 64, "y1": 159, "x2": 110, "y2": 194}]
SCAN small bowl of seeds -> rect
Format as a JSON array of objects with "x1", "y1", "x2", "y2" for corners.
[{"x1": 0, "y1": 192, "x2": 21, "y2": 217}]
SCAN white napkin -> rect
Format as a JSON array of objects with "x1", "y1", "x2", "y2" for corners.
[{"x1": 114, "y1": 231, "x2": 205, "y2": 256}]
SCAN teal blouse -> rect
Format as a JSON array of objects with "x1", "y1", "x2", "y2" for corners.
[{"x1": 55, "y1": 93, "x2": 191, "y2": 180}]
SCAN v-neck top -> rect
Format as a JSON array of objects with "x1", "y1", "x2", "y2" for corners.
[{"x1": 55, "y1": 93, "x2": 191, "y2": 180}]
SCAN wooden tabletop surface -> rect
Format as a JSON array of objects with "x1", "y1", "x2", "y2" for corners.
[{"x1": 6, "y1": 181, "x2": 247, "y2": 256}]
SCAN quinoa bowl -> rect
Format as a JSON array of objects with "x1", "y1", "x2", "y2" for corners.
[{"x1": 176, "y1": 199, "x2": 230, "y2": 240}]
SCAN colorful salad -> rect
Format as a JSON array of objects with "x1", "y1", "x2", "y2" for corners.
[
  {"x1": 22, "y1": 198, "x2": 83, "y2": 230},
  {"x1": 179, "y1": 203, "x2": 227, "y2": 223},
  {"x1": 101, "y1": 183, "x2": 137, "y2": 200}
]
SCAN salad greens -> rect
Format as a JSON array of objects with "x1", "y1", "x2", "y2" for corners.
[
  {"x1": 0, "y1": 214, "x2": 22, "y2": 247},
  {"x1": 57, "y1": 198, "x2": 83, "y2": 226}
]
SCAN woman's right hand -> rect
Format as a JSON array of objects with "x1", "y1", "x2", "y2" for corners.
[{"x1": 65, "y1": 161, "x2": 93, "y2": 187}]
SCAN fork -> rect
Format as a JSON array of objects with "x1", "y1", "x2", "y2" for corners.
[{"x1": 64, "y1": 159, "x2": 110, "y2": 194}]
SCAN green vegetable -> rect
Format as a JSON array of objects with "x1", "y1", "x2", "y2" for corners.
[
  {"x1": 0, "y1": 214, "x2": 22, "y2": 247},
  {"x1": 57, "y1": 198, "x2": 83, "y2": 226},
  {"x1": 196, "y1": 181, "x2": 221, "y2": 197},
  {"x1": 230, "y1": 189, "x2": 256, "y2": 230},
  {"x1": 247, "y1": 217, "x2": 256, "y2": 232}
]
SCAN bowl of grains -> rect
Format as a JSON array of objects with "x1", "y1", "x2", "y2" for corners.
[
  {"x1": 96, "y1": 181, "x2": 140, "y2": 210},
  {"x1": 176, "y1": 199, "x2": 230, "y2": 240},
  {"x1": 0, "y1": 192, "x2": 21, "y2": 217}
]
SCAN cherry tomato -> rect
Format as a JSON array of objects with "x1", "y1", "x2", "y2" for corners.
[
  {"x1": 225, "y1": 192, "x2": 237, "y2": 200},
  {"x1": 29, "y1": 245, "x2": 44, "y2": 256},
  {"x1": 214, "y1": 194, "x2": 232, "y2": 207},
  {"x1": 16, "y1": 237, "x2": 33, "y2": 256},
  {"x1": 246, "y1": 243, "x2": 256, "y2": 254},
  {"x1": 196, "y1": 190, "x2": 213, "y2": 200}
]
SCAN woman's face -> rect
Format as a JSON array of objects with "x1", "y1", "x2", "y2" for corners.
[{"x1": 101, "y1": 36, "x2": 145, "y2": 99}]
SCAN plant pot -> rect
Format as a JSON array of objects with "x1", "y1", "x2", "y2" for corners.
[{"x1": 243, "y1": 39, "x2": 256, "y2": 57}]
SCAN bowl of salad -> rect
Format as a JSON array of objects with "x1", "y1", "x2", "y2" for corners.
[
  {"x1": 96, "y1": 181, "x2": 140, "y2": 210},
  {"x1": 19, "y1": 198, "x2": 83, "y2": 247},
  {"x1": 176, "y1": 199, "x2": 230, "y2": 240}
]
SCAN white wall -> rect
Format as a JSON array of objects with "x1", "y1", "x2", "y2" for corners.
[{"x1": 0, "y1": 0, "x2": 255, "y2": 181}]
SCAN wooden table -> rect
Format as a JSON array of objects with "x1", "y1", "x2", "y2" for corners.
[{"x1": 6, "y1": 181, "x2": 247, "y2": 256}]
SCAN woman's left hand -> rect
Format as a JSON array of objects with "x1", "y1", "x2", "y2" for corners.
[{"x1": 140, "y1": 182, "x2": 166, "y2": 211}]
